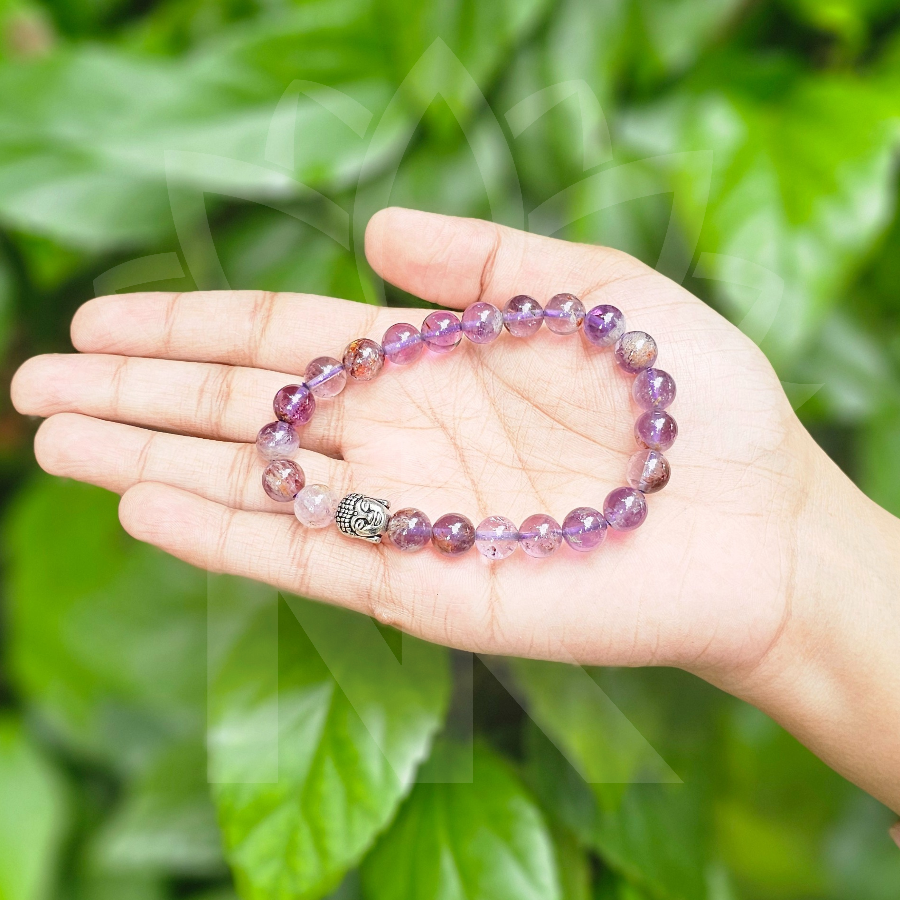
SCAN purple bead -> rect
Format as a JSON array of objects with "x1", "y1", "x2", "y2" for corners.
[
  {"x1": 614, "y1": 331, "x2": 658, "y2": 374},
  {"x1": 294, "y1": 484, "x2": 338, "y2": 528},
  {"x1": 422, "y1": 311, "x2": 462, "y2": 353},
  {"x1": 387, "y1": 508, "x2": 432, "y2": 552},
  {"x1": 431, "y1": 513, "x2": 475, "y2": 556},
  {"x1": 262, "y1": 458, "x2": 305, "y2": 502},
  {"x1": 518, "y1": 514, "x2": 563, "y2": 558},
  {"x1": 475, "y1": 516, "x2": 519, "y2": 560},
  {"x1": 632, "y1": 368, "x2": 676, "y2": 410},
  {"x1": 635, "y1": 409, "x2": 678, "y2": 452},
  {"x1": 273, "y1": 383, "x2": 315, "y2": 425},
  {"x1": 603, "y1": 487, "x2": 648, "y2": 532},
  {"x1": 383, "y1": 322, "x2": 424, "y2": 366},
  {"x1": 626, "y1": 449, "x2": 671, "y2": 494},
  {"x1": 562, "y1": 507, "x2": 607, "y2": 552},
  {"x1": 583, "y1": 305, "x2": 625, "y2": 347},
  {"x1": 256, "y1": 421, "x2": 299, "y2": 460},
  {"x1": 305, "y1": 357, "x2": 347, "y2": 399},
  {"x1": 544, "y1": 293, "x2": 585, "y2": 335},
  {"x1": 503, "y1": 295, "x2": 543, "y2": 337},
  {"x1": 461, "y1": 302, "x2": 503, "y2": 344},
  {"x1": 343, "y1": 338, "x2": 385, "y2": 381}
]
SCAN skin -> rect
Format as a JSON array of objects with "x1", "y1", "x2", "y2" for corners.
[{"x1": 10, "y1": 207, "x2": 900, "y2": 820}]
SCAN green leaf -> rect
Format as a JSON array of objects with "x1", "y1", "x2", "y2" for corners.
[
  {"x1": 860, "y1": 403, "x2": 900, "y2": 515},
  {"x1": 210, "y1": 594, "x2": 450, "y2": 899},
  {"x1": 0, "y1": 716, "x2": 68, "y2": 900},
  {"x1": 361, "y1": 741, "x2": 561, "y2": 900}
]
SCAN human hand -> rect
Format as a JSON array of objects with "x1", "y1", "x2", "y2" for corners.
[{"x1": 11, "y1": 208, "x2": 900, "y2": 812}]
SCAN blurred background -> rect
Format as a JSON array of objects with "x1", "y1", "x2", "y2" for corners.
[{"x1": 1, "y1": 0, "x2": 900, "y2": 898}]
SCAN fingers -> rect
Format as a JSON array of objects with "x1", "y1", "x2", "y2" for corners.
[
  {"x1": 12, "y1": 353, "x2": 343, "y2": 456},
  {"x1": 33, "y1": 413, "x2": 356, "y2": 512},
  {"x1": 71, "y1": 289, "x2": 387, "y2": 371}
]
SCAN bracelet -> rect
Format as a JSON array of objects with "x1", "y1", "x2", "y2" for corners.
[{"x1": 256, "y1": 294, "x2": 677, "y2": 560}]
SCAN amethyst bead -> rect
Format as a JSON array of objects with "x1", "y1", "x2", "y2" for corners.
[
  {"x1": 343, "y1": 338, "x2": 385, "y2": 381},
  {"x1": 518, "y1": 514, "x2": 563, "y2": 558},
  {"x1": 626, "y1": 449, "x2": 671, "y2": 494},
  {"x1": 614, "y1": 331, "x2": 658, "y2": 373},
  {"x1": 388, "y1": 508, "x2": 433, "y2": 552},
  {"x1": 294, "y1": 484, "x2": 338, "y2": 528},
  {"x1": 431, "y1": 513, "x2": 475, "y2": 556},
  {"x1": 603, "y1": 487, "x2": 648, "y2": 532},
  {"x1": 273, "y1": 383, "x2": 315, "y2": 426},
  {"x1": 262, "y1": 458, "x2": 305, "y2": 502},
  {"x1": 305, "y1": 356, "x2": 347, "y2": 399},
  {"x1": 634, "y1": 409, "x2": 678, "y2": 451},
  {"x1": 462, "y1": 302, "x2": 503, "y2": 344},
  {"x1": 256, "y1": 421, "x2": 299, "y2": 460},
  {"x1": 475, "y1": 515, "x2": 519, "y2": 560},
  {"x1": 562, "y1": 507, "x2": 607, "y2": 552},
  {"x1": 632, "y1": 367, "x2": 676, "y2": 410},
  {"x1": 422, "y1": 311, "x2": 462, "y2": 353},
  {"x1": 383, "y1": 322, "x2": 424, "y2": 366},
  {"x1": 583, "y1": 305, "x2": 625, "y2": 348},
  {"x1": 503, "y1": 295, "x2": 543, "y2": 337},
  {"x1": 544, "y1": 293, "x2": 585, "y2": 335}
]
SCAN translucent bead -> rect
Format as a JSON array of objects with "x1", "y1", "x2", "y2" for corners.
[
  {"x1": 614, "y1": 331, "x2": 658, "y2": 373},
  {"x1": 256, "y1": 421, "x2": 298, "y2": 460},
  {"x1": 544, "y1": 293, "x2": 585, "y2": 335},
  {"x1": 294, "y1": 484, "x2": 338, "y2": 528},
  {"x1": 387, "y1": 508, "x2": 432, "y2": 552},
  {"x1": 635, "y1": 409, "x2": 678, "y2": 451},
  {"x1": 518, "y1": 514, "x2": 562, "y2": 558},
  {"x1": 273, "y1": 383, "x2": 315, "y2": 425},
  {"x1": 431, "y1": 513, "x2": 475, "y2": 555},
  {"x1": 262, "y1": 458, "x2": 305, "y2": 502},
  {"x1": 562, "y1": 507, "x2": 607, "y2": 552},
  {"x1": 461, "y1": 302, "x2": 503, "y2": 344},
  {"x1": 603, "y1": 487, "x2": 647, "y2": 531},
  {"x1": 503, "y1": 295, "x2": 543, "y2": 337},
  {"x1": 632, "y1": 367, "x2": 676, "y2": 410},
  {"x1": 583, "y1": 305, "x2": 625, "y2": 347},
  {"x1": 383, "y1": 322, "x2": 424, "y2": 366},
  {"x1": 422, "y1": 311, "x2": 462, "y2": 353},
  {"x1": 305, "y1": 357, "x2": 347, "y2": 399},
  {"x1": 626, "y1": 449, "x2": 671, "y2": 494},
  {"x1": 475, "y1": 515, "x2": 519, "y2": 560},
  {"x1": 343, "y1": 338, "x2": 385, "y2": 381}
]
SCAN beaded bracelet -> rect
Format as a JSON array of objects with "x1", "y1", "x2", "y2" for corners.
[{"x1": 256, "y1": 294, "x2": 677, "y2": 560}]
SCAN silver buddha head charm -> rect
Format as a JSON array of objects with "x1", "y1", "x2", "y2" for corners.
[{"x1": 334, "y1": 493, "x2": 392, "y2": 543}]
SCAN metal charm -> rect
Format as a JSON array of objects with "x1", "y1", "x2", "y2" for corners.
[{"x1": 334, "y1": 492, "x2": 392, "y2": 543}]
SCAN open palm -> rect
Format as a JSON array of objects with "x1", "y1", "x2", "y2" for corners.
[{"x1": 12, "y1": 208, "x2": 821, "y2": 686}]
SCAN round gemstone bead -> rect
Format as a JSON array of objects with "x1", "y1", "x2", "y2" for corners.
[
  {"x1": 635, "y1": 409, "x2": 678, "y2": 451},
  {"x1": 503, "y1": 295, "x2": 543, "y2": 337},
  {"x1": 273, "y1": 383, "x2": 315, "y2": 425},
  {"x1": 626, "y1": 449, "x2": 671, "y2": 494},
  {"x1": 262, "y1": 458, "x2": 305, "y2": 502},
  {"x1": 461, "y1": 302, "x2": 503, "y2": 344},
  {"x1": 343, "y1": 338, "x2": 385, "y2": 381},
  {"x1": 583, "y1": 305, "x2": 625, "y2": 347},
  {"x1": 294, "y1": 484, "x2": 338, "y2": 528},
  {"x1": 603, "y1": 487, "x2": 648, "y2": 531},
  {"x1": 256, "y1": 421, "x2": 299, "y2": 460},
  {"x1": 305, "y1": 357, "x2": 347, "y2": 399},
  {"x1": 632, "y1": 367, "x2": 676, "y2": 410},
  {"x1": 422, "y1": 311, "x2": 462, "y2": 353},
  {"x1": 387, "y1": 508, "x2": 433, "y2": 552},
  {"x1": 562, "y1": 506, "x2": 607, "y2": 552},
  {"x1": 614, "y1": 331, "x2": 658, "y2": 373},
  {"x1": 518, "y1": 514, "x2": 563, "y2": 558},
  {"x1": 431, "y1": 513, "x2": 475, "y2": 555},
  {"x1": 383, "y1": 322, "x2": 424, "y2": 366},
  {"x1": 544, "y1": 293, "x2": 585, "y2": 335},
  {"x1": 475, "y1": 515, "x2": 519, "y2": 560}
]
